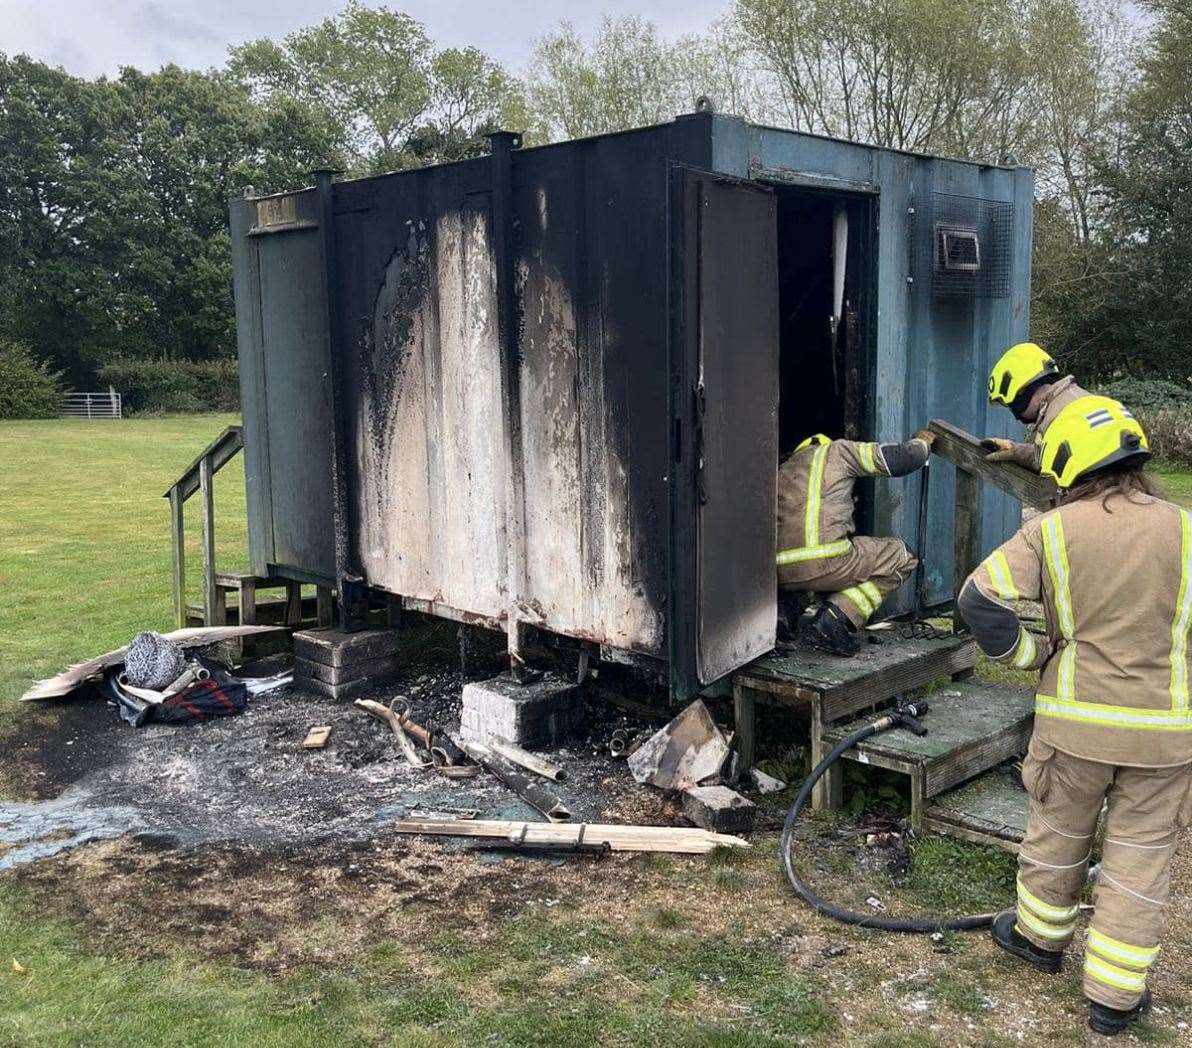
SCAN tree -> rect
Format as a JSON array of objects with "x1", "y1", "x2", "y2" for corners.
[
  {"x1": 1054, "y1": 0, "x2": 1192, "y2": 382},
  {"x1": 0, "y1": 55, "x2": 327, "y2": 382},
  {"x1": 524, "y1": 17, "x2": 690, "y2": 142},
  {"x1": 231, "y1": 2, "x2": 520, "y2": 173}
]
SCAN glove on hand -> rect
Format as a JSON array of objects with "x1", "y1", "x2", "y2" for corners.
[{"x1": 981, "y1": 437, "x2": 1017, "y2": 462}]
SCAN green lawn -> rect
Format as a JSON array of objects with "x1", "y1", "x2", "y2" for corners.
[{"x1": 0, "y1": 415, "x2": 247, "y2": 702}]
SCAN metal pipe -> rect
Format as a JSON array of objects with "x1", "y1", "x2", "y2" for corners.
[
  {"x1": 488, "y1": 737, "x2": 567, "y2": 782},
  {"x1": 462, "y1": 740, "x2": 571, "y2": 822}
]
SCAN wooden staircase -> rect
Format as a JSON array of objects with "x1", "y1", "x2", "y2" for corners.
[
  {"x1": 164, "y1": 426, "x2": 332, "y2": 631},
  {"x1": 730, "y1": 419, "x2": 1058, "y2": 850}
]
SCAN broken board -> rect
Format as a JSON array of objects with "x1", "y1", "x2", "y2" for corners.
[{"x1": 394, "y1": 819, "x2": 749, "y2": 854}]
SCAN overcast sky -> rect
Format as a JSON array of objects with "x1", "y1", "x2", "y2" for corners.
[{"x1": 2, "y1": 1, "x2": 733, "y2": 79}]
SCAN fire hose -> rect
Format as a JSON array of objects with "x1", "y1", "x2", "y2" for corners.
[{"x1": 779, "y1": 699, "x2": 997, "y2": 933}]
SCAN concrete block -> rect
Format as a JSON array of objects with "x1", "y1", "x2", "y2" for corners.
[
  {"x1": 458, "y1": 674, "x2": 582, "y2": 747},
  {"x1": 293, "y1": 627, "x2": 397, "y2": 668},
  {"x1": 681, "y1": 786, "x2": 756, "y2": 836},
  {"x1": 297, "y1": 675, "x2": 388, "y2": 702},
  {"x1": 294, "y1": 653, "x2": 397, "y2": 687}
]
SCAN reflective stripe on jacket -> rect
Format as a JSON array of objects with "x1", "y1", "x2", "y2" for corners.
[
  {"x1": 776, "y1": 438, "x2": 928, "y2": 567},
  {"x1": 962, "y1": 493, "x2": 1192, "y2": 767}
]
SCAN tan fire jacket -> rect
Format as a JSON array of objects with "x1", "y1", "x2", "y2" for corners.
[
  {"x1": 1005, "y1": 375, "x2": 1090, "y2": 469},
  {"x1": 776, "y1": 437, "x2": 929, "y2": 567},
  {"x1": 959, "y1": 493, "x2": 1192, "y2": 767}
]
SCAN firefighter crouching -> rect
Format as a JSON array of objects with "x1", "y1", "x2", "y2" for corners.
[
  {"x1": 776, "y1": 430, "x2": 934, "y2": 656},
  {"x1": 957, "y1": 395, "x2": 1192, "y2": 1037}
]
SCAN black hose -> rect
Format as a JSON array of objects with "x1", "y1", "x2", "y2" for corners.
[{"x1": 779, "y1": 716, "x2": 997, "y2": 932}]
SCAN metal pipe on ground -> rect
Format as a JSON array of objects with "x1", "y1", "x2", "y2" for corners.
[
  {"x1": 487, "y1": 737, "x2": 567, "y2": 782},
  {"x1": 461, "y1": 740, "x2": 571, "y2": 822}
]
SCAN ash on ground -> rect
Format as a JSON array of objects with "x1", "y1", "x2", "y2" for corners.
[{"x1": 1, "y1": 641, "x2": 679, "y2": 870}]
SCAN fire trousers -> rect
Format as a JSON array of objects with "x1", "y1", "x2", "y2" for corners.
[
  {"x1": 1016, "y1": 735, "x2": 1192, "y2": 1010},
  {"x1": 778, "y1": 535, "x2": 917, "y2": 627}
]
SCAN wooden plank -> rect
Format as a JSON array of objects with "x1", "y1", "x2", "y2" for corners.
[
  {"x1": 285, "y1": 581, "x2": 303, "y2": 627},
  {"x1": 928, "y1": 419, "x2": 1055, "y2": 508},
  {"x1": 733, "y1": 682, "x2": 757, "y2": 771},
  {"x1": 824, "y1": 683, "x2": 1033, "y2": 799},
  {"x1": 199, "y1": 454, "x2": 217, "y2": 626},
  {"x1": 394, "y1": 819, "x2": 750, "y2": 854},
  {"x1": 238, "y1": 577, "x2": 257, "y2": 626},
  {"x1": 317, "y1": 585, "x2": 334, "y2": 627},
  {"x1": 810, "y1": 704, "x2": 842, "y2": 810},
  {"x1": 737, "y1": 635, "x2": 978, "y2": 724},
  {"x1": 922, "y1": 763, "x2": 1029, "y2": 851},
  {"x1": 302, "y1": 726, "x2": 332, "y2": 749},
  {"x1": 953, "y1": 467, "x2": 980, "y2": 632},
  {"x1": 169, "y1": 488, "x2": 186, "y2": 629}
]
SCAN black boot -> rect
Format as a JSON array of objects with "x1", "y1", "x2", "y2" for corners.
[
  {"x1": 990, "y1": 910, "x2": 1064, "y2": 974},
  {"x1": 806, "y1": 602, "x2": 860, "y2": 657},
  {"x1": 1089, "y1": 990, "x2": 1152, "y2": 1037},
  {"x1": 776, "y1": 591, "x2": 808, "y2": 646}
]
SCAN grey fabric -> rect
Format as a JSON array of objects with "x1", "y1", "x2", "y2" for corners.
[
  {"x1": 957, "y1": 579, "x2": 1020, "y2": 658},
  {"x1": 879, "y1": 439, "x2": 930, "y2": 478},
  {"x1": 123, "y1": 631, "x2": 186, "y2": 690}
]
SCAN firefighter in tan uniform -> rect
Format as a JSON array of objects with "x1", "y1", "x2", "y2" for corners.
[
  {"x1": 957, "y1": 396, "x2": 1192, "y2": 1038},
  {"x1": 777, "y1": 431, "x2": 934, "y2": 656},
  {"x1": 982, "y1": 342, "x2": 1094, "y2": 470}
]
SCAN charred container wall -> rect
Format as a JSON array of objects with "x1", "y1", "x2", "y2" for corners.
[
  {"x1": 230, "y1": 113, "x2": 1035, "y2": 696},
  {"x1": 232, "y1": 117, "x2": 715, "y2": 670}
]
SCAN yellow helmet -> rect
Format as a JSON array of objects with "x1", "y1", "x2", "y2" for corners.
[
  {"x1": 795, "y1": 434, "x2": 832, "y2": 452},
  {"x1": 1039, "y1": 396, "x2": 1150, "y2": 488},
  {"x1": 988, "y1": 343, "x2": 1060, "y2": 417}
]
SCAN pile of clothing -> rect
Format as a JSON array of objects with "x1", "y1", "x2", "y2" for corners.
[{"x1": 101, "y1": 631, "x2": 251, "y2": 727}]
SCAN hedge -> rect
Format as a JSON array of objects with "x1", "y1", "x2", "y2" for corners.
[
  {"x1": 0, "y1": 340, "x2": 64, "y2": 419},
  {"x1": 97, "y1": 358, "x2": 240, "y2": 415}
]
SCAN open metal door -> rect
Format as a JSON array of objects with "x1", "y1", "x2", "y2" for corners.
[{"x1": 670, "y1": 167, "x2": 779, "y2": 696}]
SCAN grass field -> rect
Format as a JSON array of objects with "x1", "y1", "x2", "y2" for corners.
[
  {"x1": 0, "y1": 415, "x2": 246, "y2": 702},
  {"x1": 1, "y1": 417, "x2": 1189, "y2": 1047}
]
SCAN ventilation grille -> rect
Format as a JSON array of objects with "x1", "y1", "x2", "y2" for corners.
[{"x1": 909, "y1": 192, "x2": 1014, "y2": 298}]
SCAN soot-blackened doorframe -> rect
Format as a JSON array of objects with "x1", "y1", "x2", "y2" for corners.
[{"x1": 765, "y1": 179, "x2": 880, "y2": 533}]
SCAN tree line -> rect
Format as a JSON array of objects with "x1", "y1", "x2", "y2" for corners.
[{"x1": 0, "y1": 0, "x2": 1188, "y2": 388}]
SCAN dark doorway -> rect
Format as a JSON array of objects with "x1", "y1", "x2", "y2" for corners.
[{"x1": 773, "y1": 187, "x2": 874, "y2": 460}]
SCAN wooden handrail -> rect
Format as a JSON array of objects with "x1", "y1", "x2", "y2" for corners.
[
  {"x1": 928, "y1": 419, "x2": 1057, "y2": 631},
  {"x1": 162, "y1": 425, "x2": 246, "y2": 628}
]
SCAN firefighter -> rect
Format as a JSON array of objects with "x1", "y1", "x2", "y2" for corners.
[
  {"x1": 957, "y1": 396, "x2": 1192, "y2": 1037},
  {"x1": 983, "y1": 342, "x2": 1092, "y2": 470},
  {"x1": 776, "y1": 430, "x2": 934, "y2": 656}
]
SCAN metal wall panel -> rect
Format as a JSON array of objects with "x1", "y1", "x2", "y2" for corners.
[
  {"x1": 338, "y1": 165, "x2": 508, "y2": 620},
  {"x1": 230, "y1": 189, "x2": 336, "y2": 580},
  {"x1": 712, "y1": 119, "x2": 1034, "y2": 611}
]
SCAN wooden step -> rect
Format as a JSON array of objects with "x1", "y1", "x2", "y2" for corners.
[
  {"x1": 736, "y1": 632, "x2": 978, "y2": 724},
  {"x1": 732, "y1": 632, "x2": 979, "y2": 810},
  {"x1": 823, "y1": 681, "x2": 1033, "y2": 824},
  {"x1": 921, "y1": 762, "x2": 1029, "y2": 853}
]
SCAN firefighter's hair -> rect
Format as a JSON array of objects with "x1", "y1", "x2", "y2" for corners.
[{"x1": 1060, "y1": 462, "x2": 1162, "y2": 512}]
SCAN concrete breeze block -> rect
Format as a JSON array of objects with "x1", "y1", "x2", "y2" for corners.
[
  {"x1": 293, "y1": 627, "x2": 397, "y2": 668},
  {"x1": 681, "y1": 785, "x2": 757, "y2": 836},
  {"x1": 458, "y1": 674, "x2": 582, "y2": 747},
  {"x1": 294, "y1": 653, "x2": 398, "y2": 687}
]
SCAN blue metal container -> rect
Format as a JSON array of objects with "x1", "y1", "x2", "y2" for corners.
[{"x1": 230, "y1": 111, "x2": 1033, "y2": 697}]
